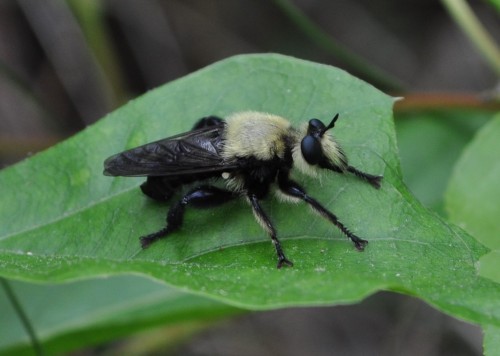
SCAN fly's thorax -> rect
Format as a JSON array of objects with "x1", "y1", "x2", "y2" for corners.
[{"x1": 222, "y1": 111, "x2": 292, "y2": 162}]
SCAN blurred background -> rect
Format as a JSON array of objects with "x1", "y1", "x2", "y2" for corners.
[
  {"x1": 1, "y1": 0, "x2": 498, "y2": 167},
  {"x1": 0, "y1": 0, "x2": 498, "y2": 355}
]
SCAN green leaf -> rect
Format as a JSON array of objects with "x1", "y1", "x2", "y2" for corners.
[
  {"x1": 1, "y1": 53, "x2": 499, "y2": 332},
  {"x1": 486, "y1": 0, "x2": 500, "y2": 12},
  {"x1": 484, "y1": 324, "x2": 500, "y2": 356},
  {"x1": 446, "y1": 114, "x2": 500, "y2": 283},
  {"x1": 396, "y1": 110, "x2": 490, "y2": 213},
  {"x1": 445, "y1": 114, "x2": 500, "y2": 354},
  {"x1": 0, "y1": 276, "x2": 237, "y2": 355}
]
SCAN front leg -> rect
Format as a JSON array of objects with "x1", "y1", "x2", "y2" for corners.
[
  {"x1": 278, "y1": 172, "x2": 368, "y2": 250},
  {"x1": 319, "y1": 161, "x2": 382, "y2": 189},
  {"x1": 346, "y1": 166, "x2": 382, "y2": 189},
  {"x1": 248, "y1": 194, "x2": 293, "y2": 268}
]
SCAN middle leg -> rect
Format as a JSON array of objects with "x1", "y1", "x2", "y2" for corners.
[{"x1": 248, "y1": 194, "x2": 293, "y2": 268}]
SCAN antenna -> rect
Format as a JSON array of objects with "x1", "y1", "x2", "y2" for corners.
[{"x1": 320, "y1": 113, "x2": 339, "y2": 136}]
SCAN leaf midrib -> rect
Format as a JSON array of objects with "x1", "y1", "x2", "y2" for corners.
[{"x1": 0, "y1": 184, "x2": 142, "y2": 242}]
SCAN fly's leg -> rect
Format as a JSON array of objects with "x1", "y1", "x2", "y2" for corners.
[
  {"x1": 346, "y1": 166, "x2": 382, "y2": 189},
  {"x1": 248, "y1": 194, "x2": 293, "y2": 268},
  {"x1": 140, "y1": 176, "x2": 178, "y2": 202},
  {"x1": 191, "y1": 116, "x2": 224, "y2": 130},
  {"x1": 278, "y1": 172, "x2": 368, "y2": 250},
  {"x1": 140, "y1": 185, "x2": 237, "y2": 248}
]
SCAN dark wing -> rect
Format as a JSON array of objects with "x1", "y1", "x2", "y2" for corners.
[{"x1": 103, "y1": 125, "x2": 238, "y2": 177}]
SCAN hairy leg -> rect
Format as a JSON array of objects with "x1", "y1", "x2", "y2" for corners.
[
  {"x1": 346, "y1": 166, "x2": 382, "y2": 189},
  {"x1": 278, "y1": 172, "x2": 368, "y2": 250},
  {"x1": 140, "y1": 185, "x2": 237, "y2": 248},
  {"x1": 247, "y1": 194, "x2": 293, "y2": 268}
]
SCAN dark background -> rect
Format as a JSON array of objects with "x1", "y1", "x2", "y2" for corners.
[
  {"x1": 1, "y1": 0, "x2": 497, "y2": 167},
  {"x1": 1, "y1": 0, "x2": 498, "y2": 354}
]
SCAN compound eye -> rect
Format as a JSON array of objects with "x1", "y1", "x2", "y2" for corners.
[
  {"x1": 308, "y1": 119, "x2": 325, "y2": 133},
  {"x1": 301, "y1": 135, "x2": 323, "y2": 165}
]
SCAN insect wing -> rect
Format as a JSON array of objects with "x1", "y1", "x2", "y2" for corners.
[{"x1": 104, "y1": 125, "x2": 235, "y2": 177}]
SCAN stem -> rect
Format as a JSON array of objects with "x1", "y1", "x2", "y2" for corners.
[
  {"x1": 395, "y1": 92, "x2": 500, "y2": 112},
  {"x1": 441, "y1": 0, "x2": 500, "y2": 76},
  {"x1": 1, "y1": 278, "x2": 44, "y2": 356},
  {"x1": 272, "y1": 0, "x2": 406, "y2": 91}
]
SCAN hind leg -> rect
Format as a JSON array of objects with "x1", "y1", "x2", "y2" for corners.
[
  {"x1": 140, "y1": 177, "x2": 179, "y2": 202},
  {"x1": 140, "y1": 185, "x2": 238, "y2": 248},
  {"x1": 191, "y1": 116, "x2": 224, "y2": 130}
]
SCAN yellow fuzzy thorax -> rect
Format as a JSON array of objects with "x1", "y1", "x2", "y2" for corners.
[{"x1": 222, "y1": 111, "x2": 291, "y2": 161}]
